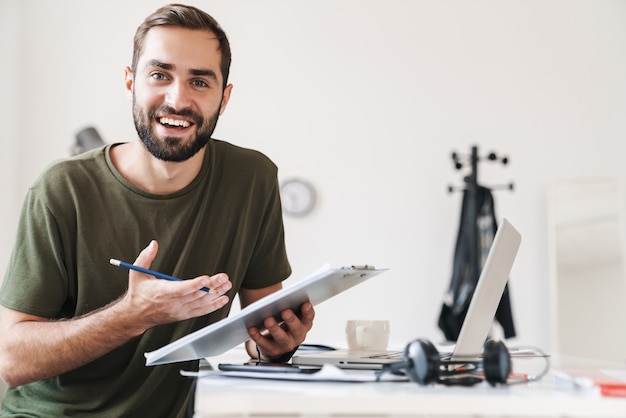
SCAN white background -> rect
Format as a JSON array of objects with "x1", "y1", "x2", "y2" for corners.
[{"x1": 1, "y1": 0, "x2": 625, "y2": 353}]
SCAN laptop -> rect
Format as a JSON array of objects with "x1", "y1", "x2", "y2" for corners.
[{"x1": 292, "y1": 218, "x2": 522, "y2": 369}]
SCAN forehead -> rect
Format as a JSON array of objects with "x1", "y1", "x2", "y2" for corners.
[{"x1": 138, "y1": 26, "x2": 223, "y2": 79}]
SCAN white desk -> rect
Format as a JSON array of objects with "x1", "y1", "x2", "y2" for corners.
[{"x1": 193, "y1": 348, "x2": 626, "y2": 418}]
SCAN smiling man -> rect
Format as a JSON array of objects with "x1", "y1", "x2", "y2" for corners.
[
  {"x1": 129, "y1": 28, "x2": 229, "y2": 165},
  {"x1": 0, "y1": 4, "x2": 314, "y2": 417}
]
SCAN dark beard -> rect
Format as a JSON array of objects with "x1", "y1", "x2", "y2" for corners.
[{"x1": 132, "y1": 99, "x2": 220, "y2": 162}]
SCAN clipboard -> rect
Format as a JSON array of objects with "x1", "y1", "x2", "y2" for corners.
[{"x1": 144, "y1": 263, "x2": 388, "y2": 366}]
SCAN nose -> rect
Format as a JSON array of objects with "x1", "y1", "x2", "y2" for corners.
[{"x1": 164, "y1": 79, "x2": 192, "y2": 110}]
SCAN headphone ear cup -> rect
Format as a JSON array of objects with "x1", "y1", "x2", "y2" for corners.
[
  {"x1": 403, "y1": 339, "x2": 440, "y2": 385},
  {"x1": 482, "y1": 340, "x2": 511, "y2": 386}
]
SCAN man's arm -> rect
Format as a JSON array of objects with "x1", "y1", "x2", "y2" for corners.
[
  {"x1": 0, "y1": 240, "x2": 232, "y2": 387},
  {"x1": 240, "y1": 284, "x2": 315, "y2": 361}
]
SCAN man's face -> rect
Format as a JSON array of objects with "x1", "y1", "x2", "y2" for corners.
[{"x1": 126, "y1": 26, "x2": 232, "y2": 162}]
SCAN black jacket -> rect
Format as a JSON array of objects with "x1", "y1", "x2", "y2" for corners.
[{"x1": 438, "y1": 186, "x2": 516, "y2": 342}]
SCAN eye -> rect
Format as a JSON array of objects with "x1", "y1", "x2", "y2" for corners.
[
  {"x1": 191, "y1": 79, "x2": 209, "y2": 88},
  {"x1": 151, "y1": 72, "x2": 168, "y2": 81}
]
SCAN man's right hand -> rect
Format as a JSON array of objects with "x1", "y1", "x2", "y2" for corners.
[{"x1": 121, "y1": 240, "x2": 232, "y2": 331}]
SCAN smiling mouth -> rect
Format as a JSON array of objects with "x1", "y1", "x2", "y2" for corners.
[{"x1": 159, "y1": 117, "x2": 192, "y2": 129}]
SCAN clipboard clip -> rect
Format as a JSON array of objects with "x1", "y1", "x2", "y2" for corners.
[{"x1": 350, "y1": 265, "x2": 375, "y2": 270}]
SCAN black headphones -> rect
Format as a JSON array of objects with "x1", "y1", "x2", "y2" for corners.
[{"x1": 380, "y1": 338, "x2": 511, "y2": 386}]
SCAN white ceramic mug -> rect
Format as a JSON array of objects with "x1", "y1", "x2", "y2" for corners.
[{"x1": 345, "y1": 320, "x2": 390, "y2": 351}]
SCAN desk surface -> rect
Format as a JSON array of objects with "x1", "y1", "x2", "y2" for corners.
[{"x1": 193, "y1": 347, "x2": 626, "y2": 418}]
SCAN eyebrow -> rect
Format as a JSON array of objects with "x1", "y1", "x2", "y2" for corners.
[{"x1": 145, "y1": 59, "x2": 219, "y2": 82}]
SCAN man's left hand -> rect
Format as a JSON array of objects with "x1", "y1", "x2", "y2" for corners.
[{"x1": 247, "y1": 302, "x2": 315, "y2": 362}]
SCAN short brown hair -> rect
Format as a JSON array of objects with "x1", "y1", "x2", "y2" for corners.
[{"x1": 132, "y1": 3, "x2": 232, "y2": 89}]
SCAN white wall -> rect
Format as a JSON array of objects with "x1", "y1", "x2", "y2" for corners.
[
  {"x1": 2, "y1": 0, "x2": 626, "y2": 354},
  {"x1": 0, "y1": 1, "x2": 20, "y2": 276}
]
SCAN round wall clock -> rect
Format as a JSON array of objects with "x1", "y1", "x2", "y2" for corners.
[{"x1": 280, "y1": 178, "x2": 317, "y2": 217}]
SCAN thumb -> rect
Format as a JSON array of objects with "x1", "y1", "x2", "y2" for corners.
[{"x1": 134, "y1": 240, "x2": 158, "y2": 269}]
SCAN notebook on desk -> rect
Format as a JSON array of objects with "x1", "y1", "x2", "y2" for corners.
[{"x1": 292, "y1": 218, "x2": 522, "y2": 370}]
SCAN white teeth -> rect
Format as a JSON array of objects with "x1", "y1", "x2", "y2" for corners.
[{"x1": 159, "y1": 117, "x2": 190, "y2": 128}]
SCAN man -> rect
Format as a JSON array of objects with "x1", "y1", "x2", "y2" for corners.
[{"x1": 0, "y1": 4, "x2": 314, "y2": 417}]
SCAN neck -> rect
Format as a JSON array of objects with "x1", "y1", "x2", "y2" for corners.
[{"x1": 110, "y1": 141, "x2": 206, "y2": 195}]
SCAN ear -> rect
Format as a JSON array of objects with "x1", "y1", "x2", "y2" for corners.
[
  {"x1": 124, "y1": 66, "x2": 134, "y2": 101},
  {"x1": 219, "y1": 83, "x2": 233, "y2": 115}
]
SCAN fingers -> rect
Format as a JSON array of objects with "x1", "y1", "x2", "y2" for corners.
[
  {"x1": 248, "y1": 303, "x2": 315, "y2": 359},
  {"x1": 297, "y1": 302, "x2": 315, "y2": 327},
  {"x1": 134, "y1": 240, "x2": 158, "y2": 269},
  {"x1": 174, "y1": 273, "x2": 232, "y2": 320},
  {"x1": 160, "y1": 274, "x2": 232, "y2": 322},
  {"x1": 182, "y1": 293, "x2": 230, "y2": 318},
  {"x1": 207, "y1": 273, "x2": 232, "y2": 296},
  {"x1": 277, "y1": 302, "x2": 314, "y2": 338},
  {"x1": 180, "y1": 272, "x2": 232, "y2": 297},
  {"x1": 278, "y1": 302, "x2": 314, "y2": 344}
]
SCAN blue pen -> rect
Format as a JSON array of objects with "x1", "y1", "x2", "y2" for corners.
[{"x1": 109, "y1": 259, "x2": 210, "y2": 292}]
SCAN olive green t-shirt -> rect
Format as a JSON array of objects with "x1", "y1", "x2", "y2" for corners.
[{"x1": 0, "y1": 139, "x2": 291, "y2": 417}]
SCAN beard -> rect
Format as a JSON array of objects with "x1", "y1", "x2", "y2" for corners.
[{"x1": 132, "y1": 96, "x2": 220, "y2": 162}]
